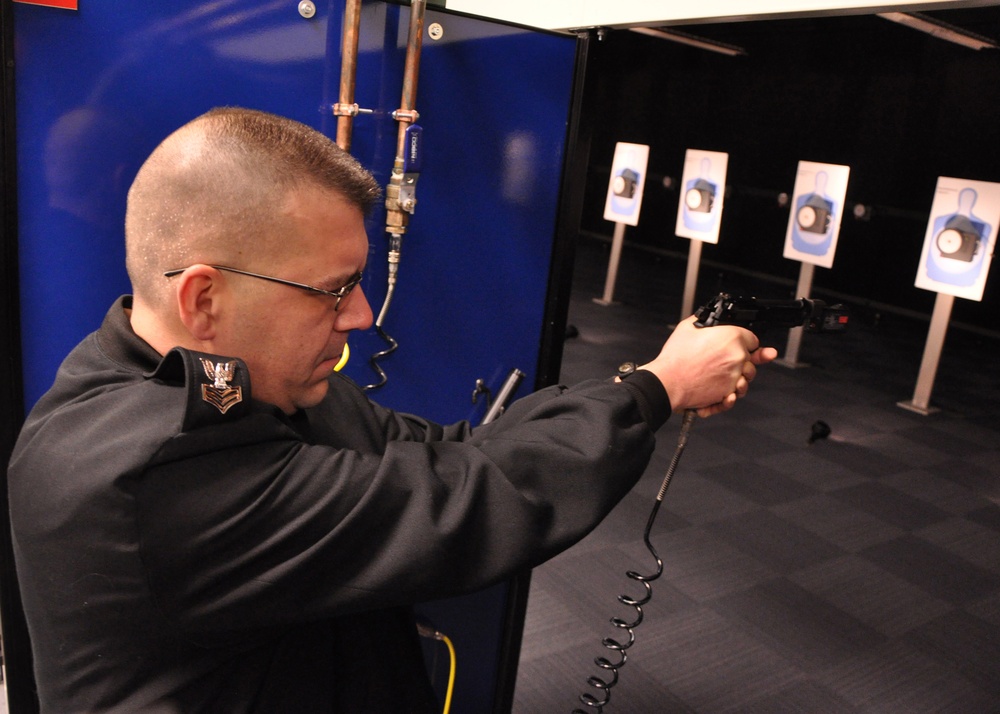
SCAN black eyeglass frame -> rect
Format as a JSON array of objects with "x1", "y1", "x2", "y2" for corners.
[{"x1": 163, "y1": 265, "x2": 363, "y2": 311}]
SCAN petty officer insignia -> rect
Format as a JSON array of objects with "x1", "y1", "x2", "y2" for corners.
[
  {"x1": 149, "y1": 348, "x2": 251, "y2": 431},
  {"x1": 199, "y1": 358, "x2": 243, "y2": 414}
]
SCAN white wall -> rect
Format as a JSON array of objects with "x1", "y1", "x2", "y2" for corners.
[{"x1": 444, "y1": 0, "x2": 1000, "y2": 31}]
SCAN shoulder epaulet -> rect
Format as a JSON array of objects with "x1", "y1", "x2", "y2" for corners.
[{"x1": 151, "y1": 348, "x2": 252, "y2": 431}]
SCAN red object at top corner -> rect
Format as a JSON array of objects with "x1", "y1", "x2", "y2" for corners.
[{"x1": 13, "y1": 0, "x2": 79, "y2": 9}]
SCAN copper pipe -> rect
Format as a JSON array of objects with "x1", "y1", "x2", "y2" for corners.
[
  {"x1": 335, "y1": 0, "x2": 363, "y2": 151},
  {"x1": 394, "y1": 0, "x2": 426, "y2": 166},
  {"x1": 385, "y1": 0, "x2": 427, "y2": 237},
  {"x1": 366, "y1": 0, "x2": 429, "y2": 388}
]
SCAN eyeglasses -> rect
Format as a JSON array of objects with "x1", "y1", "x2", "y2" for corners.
[{"x1": 163, "y1": 265, "x2": 363, "y2": 311}]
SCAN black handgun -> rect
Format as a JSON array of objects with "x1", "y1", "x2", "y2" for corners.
[{"x1": 694, "y1": 292, "x2": 849, "y2": 337}]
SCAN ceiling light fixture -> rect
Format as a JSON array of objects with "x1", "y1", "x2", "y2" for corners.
[
  {"x1": 631, "y1": 27, "x2": 747, "y2": 57},
  {"x1": 877, "y1": 12, "x2": 998, "y2": 51}
]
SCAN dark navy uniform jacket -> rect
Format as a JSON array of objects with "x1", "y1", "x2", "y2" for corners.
[{"x1": 8, "y1": 296, "x2": 670, "y2": 713}]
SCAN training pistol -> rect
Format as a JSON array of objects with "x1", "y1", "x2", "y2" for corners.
[{"x1": 694, "y1": 292, "x2": 849, "y2": 337}]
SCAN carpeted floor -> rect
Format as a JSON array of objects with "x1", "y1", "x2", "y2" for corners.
[{"x1": 512, "y1": 238, "x2": 1000, "y2": 713}]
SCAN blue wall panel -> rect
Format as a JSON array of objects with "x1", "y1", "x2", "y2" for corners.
[
  {"x1": 15, "y1": 2, "x2": 338, "y2": 407},
  {"x1": 14, "y1": 1, "x2": 576, "y2": 710},
  {"x1": 337, "y1": 4, "x2": 576, "y2": 424}
]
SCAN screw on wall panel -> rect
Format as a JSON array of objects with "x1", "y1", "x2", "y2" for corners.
[
  {"x1": 298, "y1": 1, "x2": 316, "y2": 19},
  {"x1": 428, "y1": 22, "x2": 444, "y2": 41}
]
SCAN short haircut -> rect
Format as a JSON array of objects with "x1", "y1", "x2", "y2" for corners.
[{"x1": 125, "y1": 107, "x2": 381, "y2": 304}]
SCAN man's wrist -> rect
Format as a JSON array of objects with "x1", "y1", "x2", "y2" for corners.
[{"x1": 614, "y1": 363, "x2": 671, "y2": 429}]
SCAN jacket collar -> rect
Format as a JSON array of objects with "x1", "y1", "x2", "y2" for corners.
[{"x1": 96, "y1": 295, "x2": 165, "y2": 375}]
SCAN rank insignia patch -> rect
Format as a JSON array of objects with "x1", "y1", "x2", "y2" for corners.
[{"x1": 200, "y1": 358, "x2": 243, "y2": 414}]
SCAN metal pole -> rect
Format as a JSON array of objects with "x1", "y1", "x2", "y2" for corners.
[
  {"x1": 777, "y1": 261, "x2": 815, "y2": 368},
  {"x1": 481, "y1": 369, "x2": 526, "y2": 425},
  {"x1": 898, "y1": 292, "x2": 953, "y2": 415},
  {"x1": 594, "y1": 221, "x2": 626, "y2": 305},
  {"x1": 680, "y1": 239, "x2": 703, "y2": 319}
]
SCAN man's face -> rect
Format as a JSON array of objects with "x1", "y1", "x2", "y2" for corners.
[{"x1": 218, "y1": 185, "x2": 373, "y2": 413}]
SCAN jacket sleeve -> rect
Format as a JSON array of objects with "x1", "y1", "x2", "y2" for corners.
[{"x1": 135, "y1": 375, "x2": 667, "y2": 640}]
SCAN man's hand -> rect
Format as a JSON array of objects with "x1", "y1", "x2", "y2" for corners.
[{"x1": 638, "y1": 316, "x2": 778, "y2": 418}]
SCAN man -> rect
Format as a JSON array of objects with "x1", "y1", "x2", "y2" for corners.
[{"x1": 9, "y1": 107, "x2": 775, "y2": 713}]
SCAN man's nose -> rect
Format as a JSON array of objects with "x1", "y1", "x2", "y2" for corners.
[{"x1": 337, "y1": 283, "x2": 374, "y2": 331}]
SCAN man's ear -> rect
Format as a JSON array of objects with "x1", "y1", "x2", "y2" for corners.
[{"x1": 175, "y1": 265, "x2": 224, "y2": 342}]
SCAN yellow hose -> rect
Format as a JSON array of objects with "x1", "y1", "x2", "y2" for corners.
[{"x1": 440, "y1": 634, "x2": 456, "y2": 714}]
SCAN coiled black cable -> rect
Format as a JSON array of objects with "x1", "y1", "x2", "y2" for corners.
[
  {"x1": 363, "y1": 325, "x2": 397, "y2": 391},
  {"x1": 573, "y1": 410, "x2": 696, "y2": 713},
  {"x1": 363, "y1": 236, "x2": 401, "y2": 391}
]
